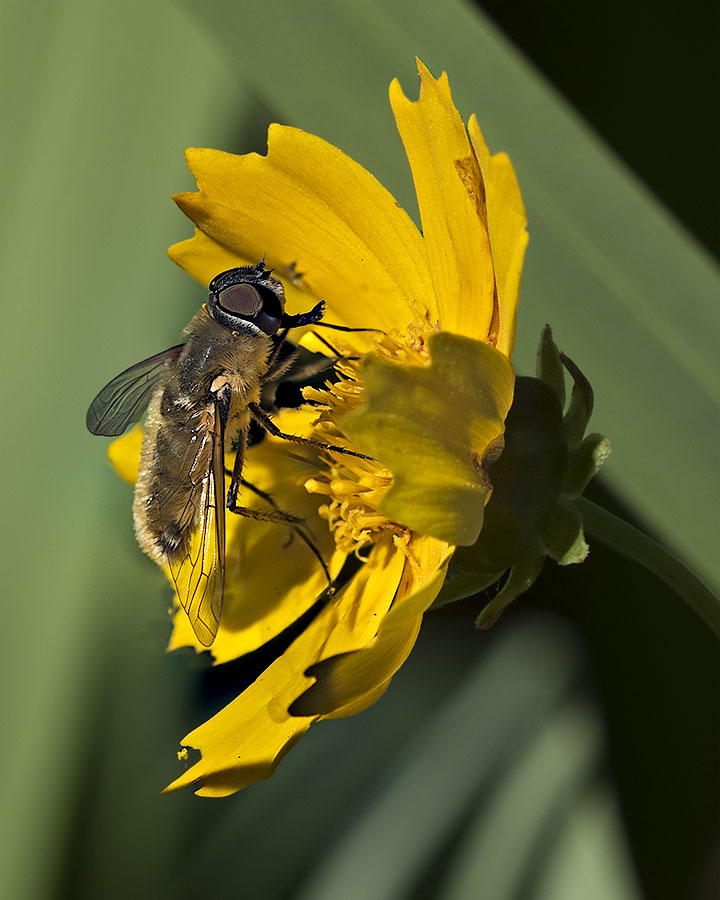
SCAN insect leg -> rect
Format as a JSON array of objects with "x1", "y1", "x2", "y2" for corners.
[
  {"x1": 249, "y1": 403, "x2": 374, "y2": 461},
  {"x1": 223, "y1": 468, "x2": 303, "y2": 512},
  {"x1": 224, "y1": 434, "x2": 333, "y2": 587},
  {"x1": 312, "y1": 321, "x2": 384, "y2": 334},
  {"x1": 282, "y1": 302, "x2": 383, "y2": 335},
  {"x1": 225, "y1": 425, "x2": 247, "y2": 512},
  {"x1": 236, "y1": 475, "x2": 333, "y2": 587},
  {"x1": 225, "y1": 429, "x2": 303, "y2": 526},
  {"x1": 307, "y1": 331, "x2": 362, "y2": 361},
  {"x1": 281, "y1": 302, "x2": 325, "y2": 329}
]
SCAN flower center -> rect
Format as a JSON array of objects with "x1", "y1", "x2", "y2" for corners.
[{"x1": 301, "y1": 324, "x2": 435, "y2": 557}]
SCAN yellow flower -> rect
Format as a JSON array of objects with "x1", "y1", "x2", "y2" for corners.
[{"x1": 109, "y1": 60, "x2": 528, "y2": 796}]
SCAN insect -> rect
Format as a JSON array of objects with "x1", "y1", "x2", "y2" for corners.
[{"x1": 87, "y1": 262, "x2": 371, "y2": 647}]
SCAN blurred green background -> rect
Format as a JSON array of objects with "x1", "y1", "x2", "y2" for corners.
[{"x1": 1, "y1": 1, "x2": 718, "y2": 898}]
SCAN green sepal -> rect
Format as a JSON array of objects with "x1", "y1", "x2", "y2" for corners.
[
  {"x1": 561, "y1": 352, "x2": 594, "y2": 447},
  {"x1": 537, "y1": 496, "x2": 589, "y2": 565},
  {"x1": 564, "y1": 433, "x2": 612, "y2": 500},
  {"x1": 458, "y1": 376, "x2": 567, "y2": 571},
  {"x1": 475, "y1": 539, "x2": 546, "y2": 629},
  {"x1": 434, "y1": 327, "x2": 608, "y2": 623},
  {"x1": 536, "y1": 324, "x2": 566, "y2": 409}
]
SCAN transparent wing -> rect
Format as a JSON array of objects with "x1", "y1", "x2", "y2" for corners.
[
  {"x1": 86, "y1": 344, "x2": 185, "y2": 436},
  {"x1": 163, "y1": 402, "x2": 226, "y2": 647}
]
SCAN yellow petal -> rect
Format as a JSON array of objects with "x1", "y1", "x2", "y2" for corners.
[
  {"x1": 342, "y1": 332, "x2": 515, "y2": 545},
  {"x1": 168, "y1": 227, "x2": 250, "y2": 288},
  {"x1": 163, "y1": 537, "x2": 405, "y2": 797},
  {"x1": 107, "y1": 424, "x2": 143, "y2": 484},
  {"x1": 390, "y1": 61, "x2": 494, "y2": 339},
  {"x1": 172, "y1": 127, "x2": 436, "y2": 333},
  {"x1": 467, "y1": 116, "x2": 528, "y2": 357},
  {"x1": 293, "y1": 534, "x2": 452, "y2": 716},
  {"x1": 168, "y1": 227, "x2": 333, "y2": 322}
]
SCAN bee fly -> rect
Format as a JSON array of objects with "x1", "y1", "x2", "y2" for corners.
[{"x1": 87, "y1": 262, "x2": 372, "y2": 647}]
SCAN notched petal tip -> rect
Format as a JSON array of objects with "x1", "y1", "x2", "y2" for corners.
[
  {"x1": 414, "y1": 56, "x2": 431, "y2": 76},
  {"x1": 414, "y1": 57, "x2": 450, "y2": 95},
  {"x1": 390, "y1": 59, "x2": 498, "y2": 339},
  {"x1": 167, "y1": 228, "x2": 255, "y2": 288},
  {"x1": 390, "y1": 59, "x2": 444, "y2": 104},
  {"x1": 172, "y1": 123, "x2": 433, "y2": 334},
  {"x1": 170, "y1": 189, "x2": 195, "y2": 209},
  {"x1": 161, "y1": 541, "x2": 406, "y2": 796}
]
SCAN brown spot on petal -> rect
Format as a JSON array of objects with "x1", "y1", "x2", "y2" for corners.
[
  {"x1": 454, "y1": 156, "x2": 487, "y2": 222},
  {"x1": 454, "y1": 157, "x2": 500, "y2": 344},
  {"x1": 485, "y1": 288, "x2": 501, "y2": 347}
]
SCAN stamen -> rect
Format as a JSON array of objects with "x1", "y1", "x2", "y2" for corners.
[{"x1": 301, "y1": 319, "x2": 435, "y2": 556}]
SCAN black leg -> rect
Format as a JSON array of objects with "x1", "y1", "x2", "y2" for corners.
[
  {"x1": 225, "y1": 426, "x2": 246, "y2": 511},
  {"x1": 312, "y1": 321, "x2": 384, "y2": 334},
  {"x1": 228, "y1": 504, "x2": 303, "y2": 526},
  {"x1": 226, "y1": 461, "x2": 333, "y2": 588},
  {"x1": 249, "y1": 403, "x2": 374, "y2": 461},
  {"x1": 224, "y1": 468, "x2": 282, "y2": 510},
  {"x1": 282, "y1": 301, "x2": 326, "y2": 329},
  {"x1": 224, "y1": 424, "x2": 299, "y2": 524},
  {"x1": 282, "y1": 301, "x2": 383, "y2": 334},
  {"x1": 307, "y1": 331, "x2": 362, "y2": 361}
]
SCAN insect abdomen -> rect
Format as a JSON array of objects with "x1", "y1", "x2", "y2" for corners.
[{"x1": 133, "y1": 389, "x2": 214, "y2": 565}]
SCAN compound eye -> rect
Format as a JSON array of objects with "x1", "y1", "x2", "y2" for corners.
[
  {"x1": 254, "y1": 310, "x2": 282, "y2": 335},
  {"x1": 254, "y1": 288, "x2": 284, "y2": 335},
  {"x1": 218, "y1": 283, "x2": 263, "y2": 317}
]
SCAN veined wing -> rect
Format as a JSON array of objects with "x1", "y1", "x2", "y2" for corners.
[
  {"x1": 86, "y1": 344, "x2": 185, "y2": 436},
  {"x1": 162, "y1": 402, "x2": 226, "y2": 647}
]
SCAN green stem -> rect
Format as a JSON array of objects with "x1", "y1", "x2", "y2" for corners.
[{"x1": 578, "y1": 498, "x2": 720, "y2": 640}]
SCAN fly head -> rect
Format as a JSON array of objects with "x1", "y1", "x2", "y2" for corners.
[{"x1": 208, "y1": 263, "x2": 285, "y2": 336}]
